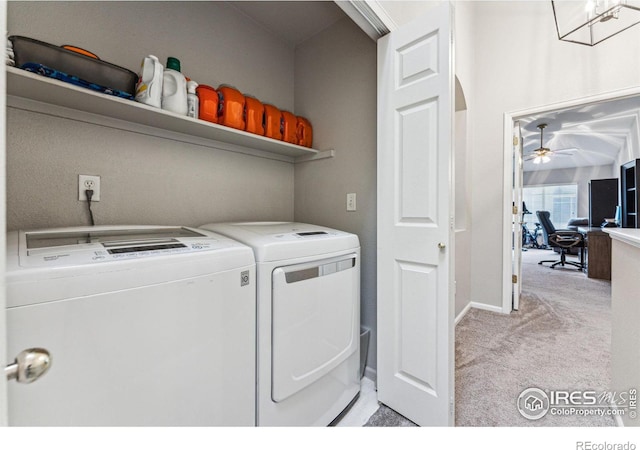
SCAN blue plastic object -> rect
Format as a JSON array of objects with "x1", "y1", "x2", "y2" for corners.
[{"x1": 21, "y1": 62, "x2": 135, "y2": 100}]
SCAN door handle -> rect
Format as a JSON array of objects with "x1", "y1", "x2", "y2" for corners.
[{"x1": 5, "y1": 348, "x2": 51, "y2": 383}]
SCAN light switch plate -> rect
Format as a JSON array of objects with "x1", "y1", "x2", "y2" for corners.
[{"x1": 347, "y1": 193, "x2": 356, "y2": 211}]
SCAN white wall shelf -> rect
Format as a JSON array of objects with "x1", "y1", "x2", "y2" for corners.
[{"x1": 6, "y1": 67, "x2": 331, "y2": 163}]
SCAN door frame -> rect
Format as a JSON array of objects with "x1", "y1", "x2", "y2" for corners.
[
  {"x1": 502, "y1": 85, "x2": 640, "y2": 312},
  {"x1": 512, "y1": 121, "x2": 523, "y2": 311},
  {"x1": 1, "y1": 0, "x2": 8, "y2": 426}
]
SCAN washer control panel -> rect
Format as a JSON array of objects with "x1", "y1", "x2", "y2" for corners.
[{"x1": 19, "y1": 227, "x2": 223, "y2": 267}]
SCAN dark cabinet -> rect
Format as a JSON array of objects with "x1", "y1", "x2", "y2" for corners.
[
  {"x1": 589, "y1": 178, "x2": 618, "y2": 227},
  {"x1": 579, "y1": 227, "x2": 612, "y2": 280},
  {"x1": 621, "y1": 159, "x2": 640, "y2": 228}
]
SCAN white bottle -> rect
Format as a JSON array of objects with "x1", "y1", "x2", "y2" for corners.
[
  {"x1": 187, "y1": 80, "x2": 199, "y2": 119},
  {"x1": 135, "y1": 55, "x2": 163, "y2": 108},
  {"x1": 161, "y1": 57, "x2": 188, "y2": 115}
]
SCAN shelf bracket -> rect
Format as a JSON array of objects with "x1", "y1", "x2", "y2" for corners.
[{"x1": 294, "y1": 149, "x2": 335, "y2": 164}]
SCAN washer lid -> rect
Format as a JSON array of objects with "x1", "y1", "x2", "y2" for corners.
[
  {"x1": 200, "y1": 222, "x2": 360, "y2": 262},
  {"x1": 12, "y1": 225, "x2": 248, "y2": 268},
  {"x1": 6, "y1": 226, "x2": 256, "y2": 308},
  {"x1": 26, "y1": 226, "x2": 204, "y2": 251}
]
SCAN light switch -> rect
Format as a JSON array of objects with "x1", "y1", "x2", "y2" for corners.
[{"x1": 347, "y1": 193, "x2": 357, "y2": 212}]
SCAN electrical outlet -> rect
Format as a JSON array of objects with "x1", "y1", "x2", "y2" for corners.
[
  {"x1": 347, "y1": 193, "x2": 357, "y2": 211},
  {"x1": 78, "y1": 175, "x2": 101, "y2": 201}
]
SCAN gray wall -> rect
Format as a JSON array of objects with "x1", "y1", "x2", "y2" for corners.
[
  {"x1": 7, "y1": 109, "x2": 294, "y2": 229},
  {"x1": 293, "y1": 18, "x2": 377, "y2": 372},
  {"x1": 7, "y1": 1, "x2": 296, "y2": 230}
]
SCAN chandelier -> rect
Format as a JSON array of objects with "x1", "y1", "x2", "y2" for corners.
[{"x1": 552, "y1": 0, "x2": 640, "y2": 46}]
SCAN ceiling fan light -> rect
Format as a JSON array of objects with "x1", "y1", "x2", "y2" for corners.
[
  {"x1": 533, "y1": 156, "x2": 542, "y2": 164},
  {"x1": 542, "y1": 155, "x2": 551, "y2": 163}
]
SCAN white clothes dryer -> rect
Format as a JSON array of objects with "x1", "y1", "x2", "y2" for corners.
[
  {"x1": 200, "y1": 222, "x2": 360, "y2": 426},
  {"x1": 6, "y1": 225, "x2": 256, "y2": 426}
]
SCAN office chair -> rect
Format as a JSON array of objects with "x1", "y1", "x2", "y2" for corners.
[{"x1": 536, "y1": 210, "x2": 585, "y2": 270}]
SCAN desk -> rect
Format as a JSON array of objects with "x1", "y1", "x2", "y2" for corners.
[{"x1": 578, "y1": 227, "x2": 612, "y2": 280}]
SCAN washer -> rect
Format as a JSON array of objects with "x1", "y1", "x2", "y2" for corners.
[
  {"x1": 6, "y1": 225, "x2": 256, "y2": 426},
  {"x1": 200, "y1": 221, "x2": 360, "y2": 426}
]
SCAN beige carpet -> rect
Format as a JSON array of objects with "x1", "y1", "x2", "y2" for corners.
[{"x1": 455, "y1": 248, "x2": 614, "y2": 426}]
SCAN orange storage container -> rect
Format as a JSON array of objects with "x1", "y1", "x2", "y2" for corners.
[
  {"x1": 217, "y1": 85, "x2": 245, "y2": 130},
  {"x1": 264, "y1": 104, "x2": 283, "y2": 140},
  {"x1": 244, "y1": 95, "x2": 265, "y2": 135},
  {"x1": 196, "y1": 85, "x2": 219, "y2": 124},
  {"x1": 281, "y1": 110, "x2": 297, "y2": 144},
  {"x1": 296, "y1": 116, "x2": 313, "y2": 148}
]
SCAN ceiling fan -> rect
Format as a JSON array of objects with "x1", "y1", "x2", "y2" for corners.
[{"x1": 524, "y1": 123, "x2": 574, "y2": 164}]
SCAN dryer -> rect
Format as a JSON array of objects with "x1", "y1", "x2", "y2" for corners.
[
  {"x1": 6, "y1": 225, "x2": 256, "y2": 426},
  {"x1": 200, "y1": 222, "x2": 360, "y2": 426}
]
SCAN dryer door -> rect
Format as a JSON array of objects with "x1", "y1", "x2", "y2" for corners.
[{"x1": 271, "y1": 253, "x2": 359, "y2": 403}]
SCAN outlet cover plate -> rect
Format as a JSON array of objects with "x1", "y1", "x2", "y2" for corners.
[{"x1": 78, "y1": 175, "x2": 101, "y2": 201}]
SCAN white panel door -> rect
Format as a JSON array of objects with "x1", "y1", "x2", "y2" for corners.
[
  {"x1": 512, "y1": 121, "x2": 524, "y2": 311},
  {"x1": 377, "y1": 2, "x2": 454, "y2": 426}
]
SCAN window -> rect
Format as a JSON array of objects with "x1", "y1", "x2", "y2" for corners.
[{"x1": 523, "y1": 184, "x2": 578, "y2": 229}]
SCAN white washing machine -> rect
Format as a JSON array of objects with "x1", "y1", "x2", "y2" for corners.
[
  {"x1": 5, "y1": 225, "x2": 256, "y2": 426},
  {"x1": 200, "y1": 222, "x2": 360, "y2": 426}
]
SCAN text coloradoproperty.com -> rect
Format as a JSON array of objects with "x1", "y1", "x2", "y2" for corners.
[{"x1": 550, "y1": 407, "x2": 626, "y2": 416}]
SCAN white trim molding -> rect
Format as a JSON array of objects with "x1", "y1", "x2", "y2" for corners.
[
  {"x1": 334, "y1": 0, "x2": 395, "y2": 40},
  {"x1": 455, "y1": 302, "x2": 472, "y2": 326},
  {"x1": 470, "y1": 301, "x2": 505, "y2": 315}
]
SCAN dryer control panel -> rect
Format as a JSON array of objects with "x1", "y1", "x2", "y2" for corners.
[
  {"x1": 273, "y1": 230, "x2": 339, "y2": 241},
  {"x1": 201, "y1": 221, "x2": 360, "y2": 263}
]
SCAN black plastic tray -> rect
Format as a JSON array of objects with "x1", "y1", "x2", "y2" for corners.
[{"x1": 9, "y1": 35, "x2": 137, "y2": 96}]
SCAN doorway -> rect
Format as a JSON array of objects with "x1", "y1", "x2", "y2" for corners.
[
  {"x1": 491, "y1": 88, "x2": 640, "y2": 426},
  {"x1": 502, "y1": 87, "x2": 640, "y2": 312}
]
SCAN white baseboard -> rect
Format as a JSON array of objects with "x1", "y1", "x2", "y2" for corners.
[
  {"x1": 364, "y1": 366, "x2": 377, "y2": 385},
  {"x1": 455, "y1": 302, "x2": 472, "y2": 326},
  {"x1": 456, "y1": 301, "x2": 506, "y2": 325},
  {"x1": 470, "y1": 301, "x2": 505, "y2": 314}
]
